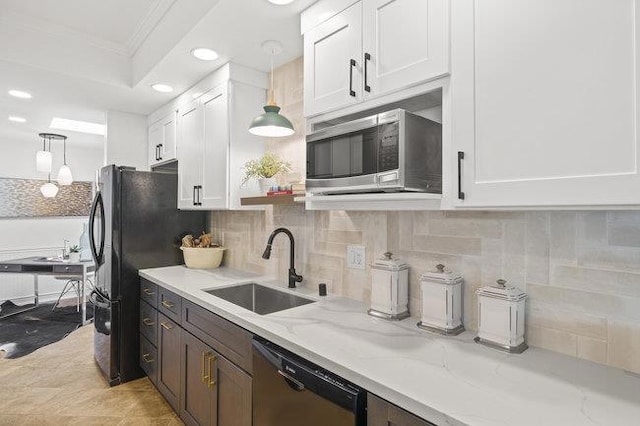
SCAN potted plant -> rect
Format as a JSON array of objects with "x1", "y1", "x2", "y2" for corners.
[
  {"x1": 68, "y1": 245, "x2": 81, "y2": 263},
  {"x1": 241, "y1": 152, "x2": 291, "y2": 194}
]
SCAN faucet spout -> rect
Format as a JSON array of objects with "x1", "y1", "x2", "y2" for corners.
[{"x1": 262, "y1": 227, "x2": 302, "y2": 288}]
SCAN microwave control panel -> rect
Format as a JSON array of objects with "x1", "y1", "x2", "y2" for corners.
[{"x1": 378, "y1": 122, "x2": 399, "y2": 171}]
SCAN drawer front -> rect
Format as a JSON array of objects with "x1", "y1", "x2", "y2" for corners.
[
  {"x1": 52, "y1": 264, "x2": 83, "y2": 275},
  {"x1": 140, "y1": 335, "x2": 158, "y2": 385},
  {"x1": 140, "y1": 279, "x2": 158, "y2": 308},
  {"x1": 140, "y1": 300, "x2": 158, "y2": 346},
  {"x1": 0, "y1": 264, "x2": 21, "y2": 272},
  {"x1": 158, "y1": 287, "x2": 181, "y2": 323},
  {"x1": 182, "y1": 299, "x2": 253, "y2": 374}
]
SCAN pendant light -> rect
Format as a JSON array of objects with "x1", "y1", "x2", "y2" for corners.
[
  {"x1": 40, "y1": 173, "x2": 59, "y2": 198},
  {"x1": 56, "y1": 134, "x2": 73, "y2": 185},
  {"x1": 249, "y1": 40, "x2": 295, "y2": 138},
  {"x1": 36, "y1": 134, "x2": 52, "y2": 173}
]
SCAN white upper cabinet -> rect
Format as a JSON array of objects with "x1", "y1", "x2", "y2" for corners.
[
  {"x1": 200, "y1": 86, "x2": 229, "y2": 210},
  {"x1": 148, "y1": 111, "x2": 177, "y2": 167},
  {"x1": 177, "y1": 102, "x2": 202, "y2": 209},
  {"x1": 450, "y1": 0, "x2": 640, "y2": 207},
  {"x1": 303, "y1": 0, "x2": 450, "y2": 118},
  {"x1": 304, "y1": 2, "x2": 362, "y2": 117},
  {"x1": 362, "y1": 0, "x2": 449, "y2": 99},
  {"x1": 176, "y1": 81, "x2": 265, "y2": 211}
]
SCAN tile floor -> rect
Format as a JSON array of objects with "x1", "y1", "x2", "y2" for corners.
[{"x1": 0, "y1": 324, "x2": 183, "y2": 425}]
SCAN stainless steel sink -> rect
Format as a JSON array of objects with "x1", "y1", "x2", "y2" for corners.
[{"x1": 205, "y1": 283, "x2": 316, "y2": 315}]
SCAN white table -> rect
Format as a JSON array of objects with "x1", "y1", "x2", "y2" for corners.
[{"x1": 0, "y1": 256, "x2": 95, "y2": 325}]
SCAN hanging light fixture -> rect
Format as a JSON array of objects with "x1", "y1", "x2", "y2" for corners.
[
  {"x1": 36, "y1": 133, "x2": 52, "y2": 173},
  {"x1": 56, "y1": 134, "x2": 73, "y2": 185},
  {"x1": 40, "y1": 173, "x2": 59, "y2": 198},
  {"x1": 249, "y1": 40, "x2": 295, "y2": 138}
]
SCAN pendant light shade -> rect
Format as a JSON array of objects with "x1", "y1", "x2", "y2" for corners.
[
  {"x1": 40, "y1": 173, "x2": 58, "y2": 198},
  {"x1": 249, "y1": 105, "x2": 295, "y2": 137},
  {"x1": 57, "y1": 164, "x2": 73, "y2": 185},
  {"x1": 249, "y1": 40, "x2": 294, "y2": 138},
  {"x1": 36, "y1": 150, "x2": 52, "y2": 173}
]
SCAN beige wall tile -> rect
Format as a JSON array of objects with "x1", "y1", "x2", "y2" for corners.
[
  {"x1": 608, "y1": 320, "x2": 640, "y2": 374},
  {"x1": 577, "y1": 336, "x2": 608, "y2": 364},
  {"x1": 549, "y1": 212, "x2": 577, "y2": 265},
  {"x1": 577, "y1": 211, "x2": 607, "y2": 246},
  {"x1": 526, "y1": 212, "x2": 550, "y2": 285},
  {"x1": 527, "y1": 325, "x2": 577, "y2": 357},
  {"x1": 608, "y1": 211, "x2": 640, "y2": 248},
  {"x1": 413, "y1": 235, "x2": 482, "y2": 256},
  {"x1": 551, "y1": 265, "x2": 640, "y2": 298},
  {"x1": 527, "y1": 304, "x2": 607, "y2": 339}
]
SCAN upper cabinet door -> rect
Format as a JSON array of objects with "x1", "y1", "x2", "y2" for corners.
[
  {"x1": 451, "y1": 0, "x2": 640, "y2": 207},
  {"x1": 304, "y1": 2, "x2": 363, "y2": 117},
  {"x1": 148, "y1": 120, "x2": 163, "y2": 167},
  {"x1": 161, "y1": 112, "x2": 177, "y2": 163},
  {"x1": 362, "y1": 0, "x2": 449, "y2": 99},
  {"x1": 200, "y1": 87, "x2": 229, "y2": 210},
  {"x1": 177, "y1": 101, "x2": 203, "y2": 210}
]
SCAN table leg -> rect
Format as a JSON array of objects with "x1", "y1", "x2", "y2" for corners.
[
  {"x1": 34, "y1": 275, "x2": 39, "y2": 307},
  {"x1": 81, "y1": 268, "x2": 87, "y2": 326}
]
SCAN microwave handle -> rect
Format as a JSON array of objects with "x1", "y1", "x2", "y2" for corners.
[{"x1": 306, "y1": 115, "x2": 378, "y2": 143}]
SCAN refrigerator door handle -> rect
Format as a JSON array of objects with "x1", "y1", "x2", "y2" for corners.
[{"x1": 88, "y1": 191, "x2": 106, "y2": 266}]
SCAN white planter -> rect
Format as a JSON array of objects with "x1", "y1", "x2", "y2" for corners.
[
  {"x1": 69, "y1": 252, "x2": 81, "y2": 263},
  {"x1": 259, "y1": 177, "x2": 277, "y2": 194}
]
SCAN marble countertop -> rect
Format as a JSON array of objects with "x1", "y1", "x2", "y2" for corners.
[{"x1": 139, "y1": 266, "x2": 640, "y2": 426}]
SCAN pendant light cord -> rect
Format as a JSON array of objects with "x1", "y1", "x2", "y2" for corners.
[
  {"x1": 268, "y1": 52, "x2": 275, "y2": 105},
  {"x1": 63, "y1": 137, "x2": 67, "y2": 165}
]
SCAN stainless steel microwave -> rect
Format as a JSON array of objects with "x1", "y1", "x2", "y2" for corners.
[{"x1": 306, "y1": 109, "x2": 442, "y2": 195}]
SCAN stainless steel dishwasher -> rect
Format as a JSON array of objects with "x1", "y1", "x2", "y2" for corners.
[{"x1": 252, "y1": 338, "x2": 367, "y2": 426}]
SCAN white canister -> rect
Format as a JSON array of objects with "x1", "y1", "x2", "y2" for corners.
[
  {"x1": 417, "y1": 264, "x2": 464, "y2": 335},
  {"x1": 475, "y1": 279, "x2": 528, "y2": 353},
  {"x1": 368, "y1": 252, "x2": 410, "y2": 320}
]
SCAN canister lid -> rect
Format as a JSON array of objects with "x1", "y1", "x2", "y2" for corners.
[
  {"x1": 371, "y1": 252, "x2": 409, "y2": 271},
  {"x1": 419, "y1": 264, "x2": 463, "y2": 285},
  {"x1": 476, "y1": 279, "x2": 527, "y2": 302}
]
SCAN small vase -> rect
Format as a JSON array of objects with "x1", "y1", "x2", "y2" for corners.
[
  {"x1": 69, "y1": 252, "x2": 81, "y2": 263},
  {"x1": 259, "y1": 177, "x2": 277, "y2": 195}
]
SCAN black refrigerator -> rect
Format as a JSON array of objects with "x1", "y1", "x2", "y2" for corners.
[{"x1": 88, "y1": 165, "x2": 206, "y2": 386}]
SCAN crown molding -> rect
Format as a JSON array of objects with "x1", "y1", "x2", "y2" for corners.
[
  {"x1": 0, "y1": 10, "x2": 131, "y2": 57},
  {"x1": 126, "y1": 0, "x2": 177, "y2": 56}
]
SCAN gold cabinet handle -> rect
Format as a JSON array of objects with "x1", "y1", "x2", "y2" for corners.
[
  {"x1": 201, "y1": 351, "x2": 209, "y2": 384},
  {"x1": 142, "y1": 318, "x2": 155, "y2": 326},
  {"x1": 142, "y1": 353, "x2": 154, "y2": 363},
  {"x1": 143, "y1": 288, "x2": 155, "y2": 296},
  {"x1": 160, "y1": 321, "x2": 173, "y2": 330},
  {"x1": 161, "y1": 300, "x2": 174, "y2": 309},
  {"x1": 207, "y1": 353, "x2": 217, "y2": 389}
]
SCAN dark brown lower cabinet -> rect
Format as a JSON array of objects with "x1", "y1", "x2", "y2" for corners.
[
  {"x1": 157, "y1": 313, "x2": 181, "y2": 411},
  {"x1": 180, "y1": 329, "x2": 252, "y2": 426},
  {"x1": 368, "y1": 393, "x2": 435, "y2": 426}
]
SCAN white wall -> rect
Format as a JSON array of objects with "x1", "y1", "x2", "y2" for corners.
[
  {"x1": 105, "y1": 110, "x2": 148, "y2": 171},
  {"x1": 0, "y1": 133, "x2": 104, "y2": 304}
]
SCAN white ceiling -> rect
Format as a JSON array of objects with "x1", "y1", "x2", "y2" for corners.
[{"x1": 0, "y1": 0, "x2": 316, "y2": 146}]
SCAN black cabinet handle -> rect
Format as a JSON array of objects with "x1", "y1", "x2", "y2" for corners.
[
  {"x1": 364, "y1": 53, "x2": 371, "y2": 92},
  {"x1": 158, "y1": 143, "x2": 163, "y2": 161},
  {"x1": 154, "y1": 145, "x2": 158, "y2": 161},
  {"x1": 349, "y1": 59, "x2": 356, "y2": 97},
  {"x1": 197, "y1": 185, "x2": 203, "y2": 206},
  {"x1": 457, "y1": 151, "x2": 465, "y2": 200},
  {"x1": 193, "y1": 186, "x2": 197, "y2": 206}
]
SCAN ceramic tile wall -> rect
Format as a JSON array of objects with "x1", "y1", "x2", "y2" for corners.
[{"x1": 210, "y1": 58, "x2": 640, "y2": 374}]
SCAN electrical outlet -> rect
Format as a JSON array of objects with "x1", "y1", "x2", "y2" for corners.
[{"x1": 346, "y1": 245, "x2": 365, "y2": 270}]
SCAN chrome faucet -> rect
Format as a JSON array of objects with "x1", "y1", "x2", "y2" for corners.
[{"x1": 262, "y1": 227, "x2": 303, "y2": 289}]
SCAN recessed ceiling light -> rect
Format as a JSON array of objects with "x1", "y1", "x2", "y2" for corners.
[
  {"x1": 267, "y1": 0, "x2": 295, "y2": 4},
  {"x1": 8, "y1": 90, "x2": 32, "y2": 99},
  {"x1": 191, "y1": 48, "x2": 219, "y2": 61},
  {"x1": 8, "y1": 116, "x2": 26, "y2": 123},
  {"x1": 151, "y1": 83, "x2": 173, "y2": 93},
  {"x1": 50, "y1": 117, "x2": 106, "y2": 135}
]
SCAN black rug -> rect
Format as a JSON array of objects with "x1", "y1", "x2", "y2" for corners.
[{"x1": 0, "y1": 300, "x2": 93, "y2": 359}]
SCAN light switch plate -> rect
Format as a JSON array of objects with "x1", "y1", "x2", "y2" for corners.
[{"x1": 346, "y1": 245, "x2": 365, "y2": 270}]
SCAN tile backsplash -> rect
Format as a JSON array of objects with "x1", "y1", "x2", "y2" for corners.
[{"x1": 211, "y1": 57, "x2": 640, "y2": 374}]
